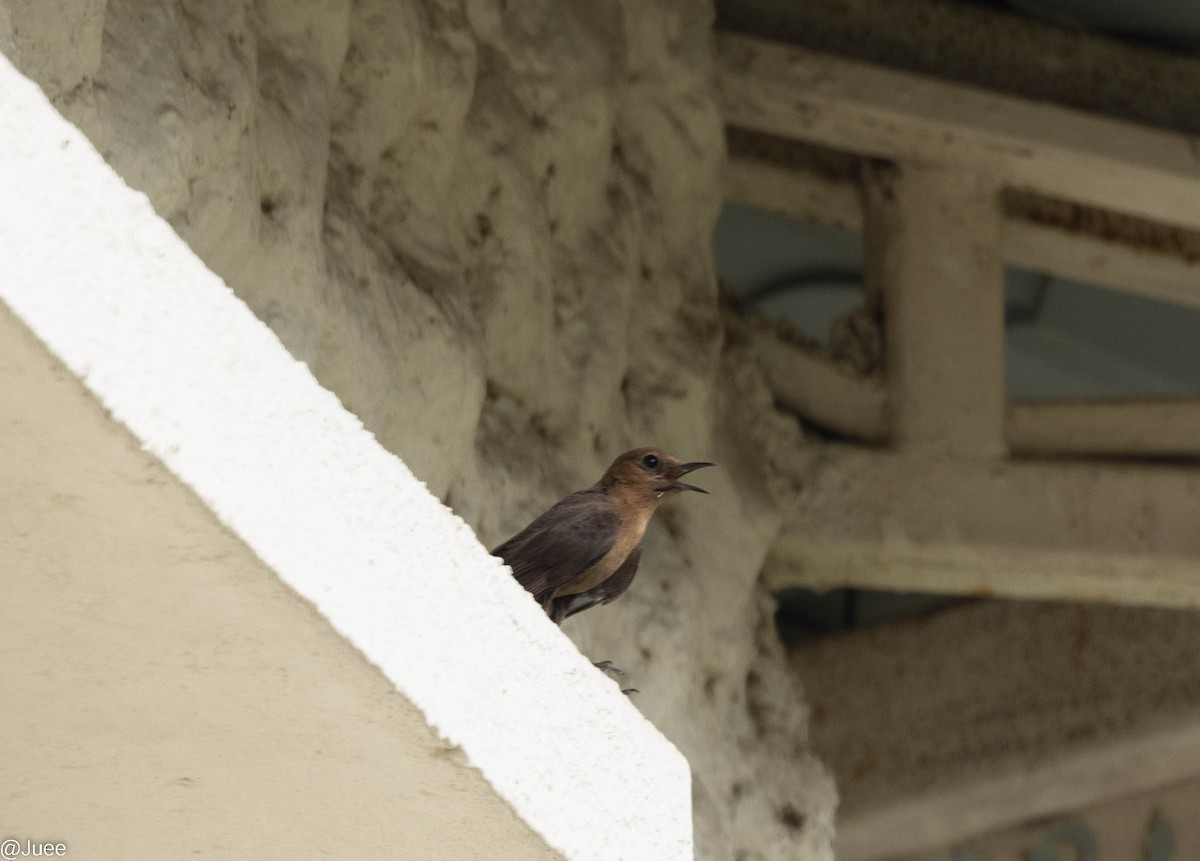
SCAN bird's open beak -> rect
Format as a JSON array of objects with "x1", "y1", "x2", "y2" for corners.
[{"x1": 668, "y1": 461, "x2": 715, "y2": 493}]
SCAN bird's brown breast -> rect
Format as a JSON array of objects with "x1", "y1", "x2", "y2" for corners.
[{"x1": 551, "y1": 501, "x2": 652, "y2": 598}]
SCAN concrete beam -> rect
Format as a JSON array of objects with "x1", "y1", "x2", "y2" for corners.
[
  {"x1": 725, "y1": 152, "x2": 1200, "y2": 313},
  {"x1": 1008, "y1": 399, "x2": 1200, "y2": 458},
  {"x1": 1002, "y1": 215, "x2": 1200, "y2": 312},
  {"x1": 716, "y1": 0, "x2": 1200, "y2": 138},
  {"x1": 887, "y1": 777, "x2": 1200, "y2": 860},
  {"x1": 750, "y1": 329, "x2": 887, "y2": 443},
  {"x1": 789, "y1": 599, "x2": 1200, "y2": 859},
  {"x1": 729, "y1": 156, "x2": 1200, "y2": 459},
  {"x1": 718, "y1": 32, "x2": 1200, "y2": 233},
  {"x1": 723, "y1": 153, "x2": 862, "y2": 231},
  {"x1": 863, "y1": 162, "x2": 1005, "y2": 457},
  {"x1": 770, "y1": 445, "x2": 1200, "y2": 609},
  {"x1": 749, "y1": 329, "x2": 1200, "y2": 458}
]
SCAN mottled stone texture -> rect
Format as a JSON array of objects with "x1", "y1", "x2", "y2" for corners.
[{"x1": 1, "y1": 1, "x2": 835, "y2": 856}]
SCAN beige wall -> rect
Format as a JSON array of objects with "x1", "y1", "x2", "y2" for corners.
[{"x1": 0, "y1": 303, "x2": 558, "y2": 860}]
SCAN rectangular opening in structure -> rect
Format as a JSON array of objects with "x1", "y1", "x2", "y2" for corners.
[
  {"x1": 714, "y1": 202, "x2": 867, "y2": 351},
  {"x1": 1005, "y1": 266, "x2": 1200, "y2": 402}
]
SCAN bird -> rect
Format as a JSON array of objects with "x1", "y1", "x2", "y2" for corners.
[{"x1": 491, "y1": 447, "x2": 714, "y2": 624}]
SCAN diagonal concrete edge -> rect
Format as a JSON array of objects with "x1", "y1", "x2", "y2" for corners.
[{"x1": 0, "y1": 53, "x2": 692, "y2": 861}]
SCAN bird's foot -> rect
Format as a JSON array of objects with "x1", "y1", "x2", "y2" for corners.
[
  {"x1": 593, "y1": 661, "x2": 638, "y2": 695},
  {"x1": 592, "y1": 660, "x2": 626, "y2": 678}
]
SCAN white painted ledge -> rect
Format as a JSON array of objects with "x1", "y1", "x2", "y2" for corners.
[{"x1": 0, "y1": 54, "x2": 691, "y2": 861}]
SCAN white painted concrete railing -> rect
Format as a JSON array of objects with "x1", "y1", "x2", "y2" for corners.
[{"x1": 0, "y1": 54, "x2": 691, "y2": 861}]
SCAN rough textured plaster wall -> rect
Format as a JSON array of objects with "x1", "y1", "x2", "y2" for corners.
[{"x1": 0, "y1": 1, "x2": 835, "y2": 856}]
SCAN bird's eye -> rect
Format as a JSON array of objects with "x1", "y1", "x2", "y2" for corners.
[{"x1": 642, "y1": 453, "x2": 659, "y2": 470}]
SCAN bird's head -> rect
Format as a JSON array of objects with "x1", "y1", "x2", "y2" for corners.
[{"x1": 600, "y1": 447, "x2": 715, "y2": 500}]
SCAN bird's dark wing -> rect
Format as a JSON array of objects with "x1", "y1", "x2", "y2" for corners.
[
  {"x1": 491, "y1": 490, "x2": 620, "y2": 603},
  {"x1": 549, "y1": 546, "x2": 641, "y2": 623}
]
